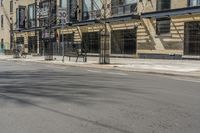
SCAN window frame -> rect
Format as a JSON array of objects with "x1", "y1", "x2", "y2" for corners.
[
  {"x1": 156, "y1": 0, "x2": 171, "y2": 11},
  {"x1": 111, "y1": 0, "x2": 137, "y2": 16},
  {"x1": 28, "y1": 3, "x2": 36, "y2": 28},
  {"x1": 10, "y1": 0, "x2": 13, "y2": 13},
  {"x1": 16, "y1": 6, "x2": 26, "y2": 29},
  {"x1": 156, "y1": 18, "x2": 171, "y2": 35},
  {"x1": 1, "y1": 15, "x2": 3, "y2": 28},
  {"x1": 1, "y1": 38, "x2": 3, "y2": 49},
  {"x1": 1, "y1": 0, "x2": 3, "y2": 6},
  {"x1": 188, "y1": 0, "x2": 200, "y2": 6},
  {"x1": 82, "y1": 0, "x2": 103, "y2": 20}
]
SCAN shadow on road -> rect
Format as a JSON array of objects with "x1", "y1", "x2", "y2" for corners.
[{"x1": 0, "y1": 68, "x2": 136, "y2": 133}]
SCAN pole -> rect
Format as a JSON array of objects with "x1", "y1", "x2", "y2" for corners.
[
  {"x1": 35, "y1": 0, "x2": 39, "y2": 54},
  {"x1": 46, "y1": 0, "x2": 52, "y2": 60},
  {"x1": 62, "y1": 22, "x2": 64, "y2": 62}
]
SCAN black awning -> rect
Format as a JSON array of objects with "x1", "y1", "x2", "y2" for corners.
[
  {"x1": 13, "y1": 27, "x2": 42, "y2": 33},
  {"x1": 73, "y1": 14, "x2": 139, "y2": 26},
  {"x1": 73, "y1": 20, "x2": 96, "y2": 26},
  {"x1": 141, "y1": 6, "x2": 200, "y2": 18},
  {"x1": 106, "y1": 14, "x2": 140, "y2": 23}
]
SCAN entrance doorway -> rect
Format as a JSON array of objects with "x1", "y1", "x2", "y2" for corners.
[
  {"x1": 28, "y1": 36, "x2": 37, "y2": 54},
  {"x1": 16, "y1": 37, "x2": 24, "y2": 51}
]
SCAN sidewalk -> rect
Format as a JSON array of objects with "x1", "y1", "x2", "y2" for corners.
[{"x1": 1, "y1": 55, "x2": 200, "y2": 78}]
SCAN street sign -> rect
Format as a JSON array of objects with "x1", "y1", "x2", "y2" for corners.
[{"x1": 58, "y1": 8, "x2": 68, "y2": 24}]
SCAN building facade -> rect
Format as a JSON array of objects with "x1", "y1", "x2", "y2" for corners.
[
  {"x1": 0, "y1": 0, "x2": 12, "y2": 53},
  {"x1": 1, "y1": 0, "x2": 200, "y2": 59},
  {"x1": 140, "y1": 0, "x2": 200, "y2": 59}
]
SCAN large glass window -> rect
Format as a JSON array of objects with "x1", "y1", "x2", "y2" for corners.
[
  {"x1": 60, "y1": 0, "x2": 68, "y2": 8},
  {"x1": 60, "y1": 0, "x2": 77, "y2": 22},
  {"x1": 157, "y1": 0, "x2": 171, "y2": 11},
  {"x1": 184, "y1": 22, "x2": 200, "y2": 55},
  {"x1": 82, "y1": 32, "x2": 100, "y2": 53},
  {"x1": 188, "y1": 0, "x2": 200, "y2": 6},
  {"x1": 111, "y1": 29, "x2": 137, "y2": 55},
  {"x1": 111, "y1": 0, "x2": 137, "y2": 16},
  {"x1": 83, "y1": 0, "x2": 103, "y2": 20},
  {"x1": 28, "y1": 4, "x2": 36, "y2": 28},
  {"x1": 16, "y1": 7, "x2": 26, "y2": 29},
  {"x1": 39, "y1": 0, "x2": 57, "y2": 27}
]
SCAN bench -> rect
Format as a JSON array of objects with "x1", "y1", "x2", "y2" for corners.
[{"x1": 64, "y1": 47, "x2": 87, "y2": 62}]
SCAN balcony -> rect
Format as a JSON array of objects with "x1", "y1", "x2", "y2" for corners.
[
  {"x1": 82, "y1": 10, "x2": 102, "y2": 20},
  {"x1": 111, "y1": 3, "x2": 137, "y2": 17}
]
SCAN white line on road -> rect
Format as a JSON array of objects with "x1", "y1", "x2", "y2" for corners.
[
  {"x1": 158, "y1": 75, "x2": 200, "y2": 83},
  {"x1": 107, "y1": 72, "x2": 128, "y2": 76},
  {"x1": 87, "y1": 70, "x2": 102, "y2": 73},
  {"x1": 170, "y1": 77, "x2": 200, "y2": 83},
  {"x1": 87, "y1": 69, "x2": 128, "y2": 76}
]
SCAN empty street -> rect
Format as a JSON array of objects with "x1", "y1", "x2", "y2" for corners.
[{"x1": 0, "y1": 60, "x2": 200, "y2": 133}]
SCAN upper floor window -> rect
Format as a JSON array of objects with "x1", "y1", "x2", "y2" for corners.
[
  {"x1": 16, "y1": 6, "x2": 26, "y2": 29},
  {"x1": 83, "y1": 0, "x2": 103, "y2": 20},
  {"x1": 1, "y1": 39, "x2": 3, "y2": 49},
  {"x1": 188, "y1": 0, "x2": 200, "y2": 6},
  {"x1": 10, "y1": 0, "x2": 13, "y2": 13},
  {"x1": 28, "y1": 4, "x2": 36, "y2": 28},
  {"x1": 1, "y1": 15, "x2": 3, "y2": 28},
  {"x1": 111, "y1": 0, "x2": 137, "y2": 16},
  {"x1": 1, "y1": 0, "x2": 3, "y2": 6},
  {"x1": 157, "y1": 0, "x2": 171, "y2": 11},
  {"x1": 39, "y1": 0, "x2": 57, "y2": 26},
  {"x1": 60, "y1": 0, "x2": 77, "y2": 22}
]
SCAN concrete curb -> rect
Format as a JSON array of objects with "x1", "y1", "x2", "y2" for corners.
[{"x1": 1, "y1": 57, "x2": 200, "y2": 78}]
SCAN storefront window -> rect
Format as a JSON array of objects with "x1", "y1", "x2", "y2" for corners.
[
  {"x1": 111, "y1": 29, "x2": 137, "y2": 55},
  {"x1": 82, "y1": 32, "x2": 100, "y2": 53}
]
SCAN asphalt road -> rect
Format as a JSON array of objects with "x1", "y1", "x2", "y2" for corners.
[{"x1": 0, "y1": 60, "x2": 200, "y2": 133}]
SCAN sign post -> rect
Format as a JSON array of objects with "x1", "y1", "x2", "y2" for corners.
[{"x1": 58, "y1": 8, "x2": 68, "y2": 62}]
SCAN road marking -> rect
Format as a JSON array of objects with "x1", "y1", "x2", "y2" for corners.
[
  {"x1": 87, "y1": 69, "x2": 128, "y2": 76},
  {"x1": 87, "y1": 70, "x2": 102, "y2": 73},
  {"x1": 107, "y1": 72, "x2": 128, "y2": 76},
  {"x1": 158, "y1": 74, "x2": 200, "y2": 83},
  {"x1": 170, "y1": 77, "x2": 200, "y2": 83}
]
